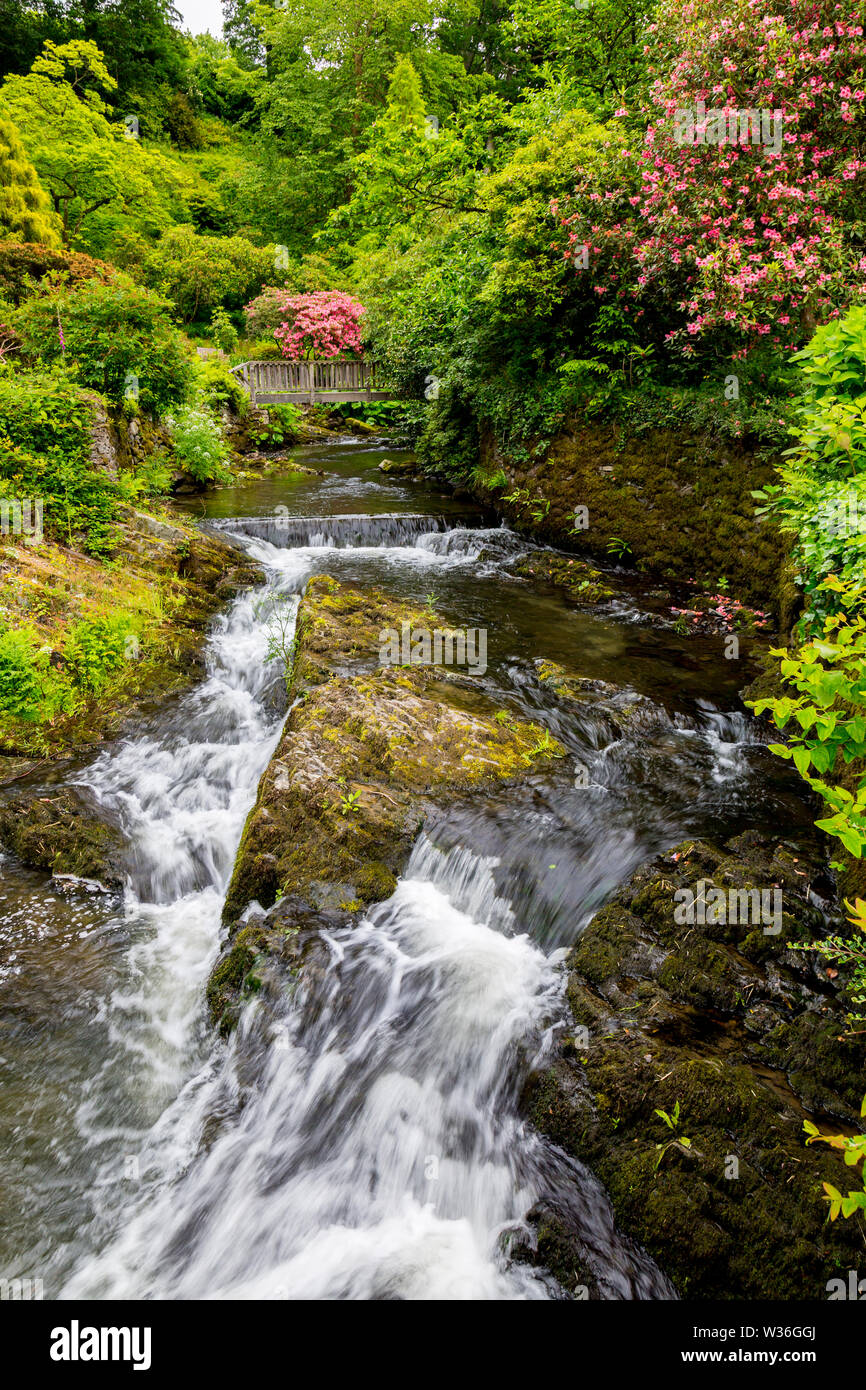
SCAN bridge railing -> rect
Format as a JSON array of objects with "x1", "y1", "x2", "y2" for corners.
[{"x1": 229, "y1": 359, "x2": 397, "y2": 404}]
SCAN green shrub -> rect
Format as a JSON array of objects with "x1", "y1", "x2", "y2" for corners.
[
  {"x1": 0, "y1": 367, "x2": 118, "y2": 555},
  {"x1": 248, "y1": 403, "x2": 302, "y2": 450},
  {"x1": 115, "y1": 453, "x2": 174, "y2": 503},
  {"x1": 0, "y1": 624, "x2": 61, "y2": 722},
  {"x1": 805, "y1": 1090, "x2": 866, "y2": 1219},
  {"x1": 752, "y1": 307, "x2": 866, "y2": 628},
  {"x1": 749, "y1": 575, "x2": 866, "y2": 860},
  {"x1": 64, "y1": 613, "x2": 142, "y2": 696},
  {"x1": 13, "y1": 274, "x2": 193, "y2": 412},
  {"x1": 166, "y1": 404, "x2": 232, "y2": 484},
  {"x1": 196, "y1": 355, "x2": 248, "y2": 416},
  {"x1": 143, "y1": 225, "x2": 276, "y2": 324},
  {"x1": 210, "y1": 306, "x2": 238, "y2": 353}
]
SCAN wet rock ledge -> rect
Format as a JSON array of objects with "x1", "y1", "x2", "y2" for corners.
[
  {"x1": 522, "y1": 832, "x2": 865, "y2": 1299},
  {"x1": 208, "y1": 574, "x2": 567, "y2": 1032}
]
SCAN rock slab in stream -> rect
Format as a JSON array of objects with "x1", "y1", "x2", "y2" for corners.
[
  {"x1": 0, "y1": 787, "x2": 124, "y2": 887},
  {"x1": 210, "y1": 574, "x2": 567, "y2": 1032}
]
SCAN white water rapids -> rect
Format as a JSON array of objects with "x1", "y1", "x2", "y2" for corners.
[
  {"x1": 6, "y1": 469, "x2": 782, "y2": 1299},
  {"x1": 14, "y1": 524, "x2": 665, "y2": 1300}
]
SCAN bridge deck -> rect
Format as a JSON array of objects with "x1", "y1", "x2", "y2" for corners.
[{"x1": 230, "y1": 360, "x2": 396, "y2": 406}]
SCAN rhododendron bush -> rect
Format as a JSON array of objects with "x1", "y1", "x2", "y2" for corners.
[
  {"x1": 272, "y1": 291, "x2": 365, "y2": 360},
  {"x1": 558, "y1": 0, "x2": 866, "y2": 358}
]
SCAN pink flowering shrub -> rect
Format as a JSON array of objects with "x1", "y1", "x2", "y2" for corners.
[
  {"x1": 272, "y1": 291, "x2": 365, "y2": 360},
  {"x1": 558, "y1": 0, "x2": 866, "y2": 357}
]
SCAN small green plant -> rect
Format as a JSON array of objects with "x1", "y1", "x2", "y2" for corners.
[
  {"x1": 0, "y1": 624, "x2": 62, "y2": 722},
  {"x1": 249, "y1": 403, "x2": 303, "y2": 450},
  {"x1": 197, "y1": 356, "x2": 249, "y2": 417},
  {"x1": 790, "y1": 896, "x2": 866, "y2": 1036},
  {"x1": 804, "y1": 1093, "x2": 866, "y2": 1221},
  {"x1": 262, "y1": 598, "x2": 298, "y2": 689},
  {"x1": 748, "y1": 575, "x2": 866, "y2": 860},
  {"x1": 653, "y1": 1100, "x2": 692, "y2": 1172},
  {"x1": 210, "y1": 307, "x2": 239, "y2": 355},
  {"x1": 338, "y1": 788, "x2": 361, "y2": 816},
  {"x1": 530, "y1": 727, "x2": 561, "y2": 758},
  {"x1": 64, "y1": 613, "x2": 143, "y2": 697},
  {"x1": 606, "y1": 536, "x2": 632, "y2": 562}
]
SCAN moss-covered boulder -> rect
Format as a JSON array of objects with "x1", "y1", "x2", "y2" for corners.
[
  {"x1": 523, "y1": 831, "x2": 866, "y2": 1300},
  {"x1": 0, "y1": 786, "x2": 123, "y2": 885},
  {"x1": 514, "y1": 552, "x2": 614, "y2": 606},
  {"x1": 211, "y1": 574, "x2": 567, "y2": 1029},
  {"x1": 478, "y1": 423, "x2": 796, "y2": 627}
]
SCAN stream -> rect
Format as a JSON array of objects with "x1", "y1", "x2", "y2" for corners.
[{"x1": 0, "y1": 439, "x2": 814, "y2": 1300}]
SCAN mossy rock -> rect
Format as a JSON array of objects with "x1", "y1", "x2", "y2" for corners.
[
  {"x1": 515, "y1": 552, "x2": 614, "y2": 605},
  {"x1": 474, "y1": 420, "x2": 791, "y2": 621},
  {"x1": 212, "y1": 575, "x2": 567, "y2": 1030},
  {"x1": 0, "y1": 787, "x2": 124, "y2": 885},
  {"x1": 522, "y1": 829, "x2": 866, "y2": 1299}
]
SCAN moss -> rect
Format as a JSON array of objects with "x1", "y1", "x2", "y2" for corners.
[
  {"x1": 473, "y1": 422, "x2": 790, "y2": 622},
  {"x1": 0, "y1": 787, "x2": 123, "y2": 884},
  {"x1": 205, "y1": 923, "x2": 268, "y2": 1036},
  {"x1": 514, "y1": 552, "x2": 614, "y2": 605},
  {"x1": 355, "y1": 860, "x2": 398, "y2": 902},
  {"x1": 523, "y1": 829, "x2": 866, "y2": 1299},
  {"x1": 0, "y1": 508, "x2": 262, "y2": 760}
]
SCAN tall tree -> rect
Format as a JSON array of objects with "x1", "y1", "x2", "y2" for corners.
[
  {"x1": 1, "y1": 40, "x2": 186, "y2": 252},
  {"x1": 0, "y1": 1, "x2": 69, "y2": 81},
  {"x1": 0, "y1": 112, "x2": 62, "y2": 244}
]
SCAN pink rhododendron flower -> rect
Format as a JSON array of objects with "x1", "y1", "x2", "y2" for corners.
[{"x1": 273, "y1": 292, "x2": 365, "y2": 361}]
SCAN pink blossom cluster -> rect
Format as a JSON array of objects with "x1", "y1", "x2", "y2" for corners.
[
  {"x1": 273, "y1": 292, "x2": 365, "y2": 360},
  {"x1": 672, "y1": 594, "x2": 771, "y2": 631},
  {"x1": 558, "y1": 0, "x2": 866, "y2": 355}
]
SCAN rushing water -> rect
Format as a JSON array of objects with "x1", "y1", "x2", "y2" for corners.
[{"x1": 0, "y1": 439, "x2": 812, "y2": 1300}]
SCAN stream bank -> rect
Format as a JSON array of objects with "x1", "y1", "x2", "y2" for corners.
[
  {"x1": 523, "y1": 827, "x2": 863, "y2": 1299},
  {"x1": 432, "y1": 417, "x2": 797, "y2": 630},
  {"x1": 0, "y1": 507, "x2": 260, "y2": 776}
]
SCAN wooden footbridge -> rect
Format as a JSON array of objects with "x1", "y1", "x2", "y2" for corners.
[{"x1": 229, "y1": 359, "x2": 396, "y2": 406}]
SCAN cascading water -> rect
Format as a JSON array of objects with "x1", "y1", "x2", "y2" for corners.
[
  {"x1": 63, "y1": 838, "x2": 671, "y2": 1300},
  {"x1": 0, "y1": 575, "x2": 293, "y2": 1290},
  {"x1": 212, "y1": 513, "x2": 481, "y2": 549},
  {"x1": 0, "y1": 440, "x2": 808, "y2": 1299}
]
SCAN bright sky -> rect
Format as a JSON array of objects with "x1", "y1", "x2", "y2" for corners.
[{"x1": 173, "y1": 0, "x2": 224, "y2": 38}]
